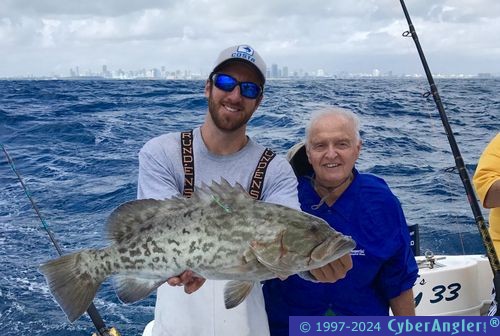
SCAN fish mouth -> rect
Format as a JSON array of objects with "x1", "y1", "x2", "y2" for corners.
[{"x1": 309, "y1": 235, "x2": 355, "y2": 266}]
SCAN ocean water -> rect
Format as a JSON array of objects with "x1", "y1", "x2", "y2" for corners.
[{"x1": 0, "y1": 78, "x2": 499, "y2": 335}]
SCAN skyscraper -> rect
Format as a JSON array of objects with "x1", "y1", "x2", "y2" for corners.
[{"x1": 271, "y1": 64, "x2": 278, "y2": 78}]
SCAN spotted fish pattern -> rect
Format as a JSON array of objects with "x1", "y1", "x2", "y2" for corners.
[{"x1": 39, "y1": 179, "x2": 355, "y2": 322}]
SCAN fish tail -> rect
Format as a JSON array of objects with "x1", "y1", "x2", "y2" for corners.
[{"x1": 39, "y1": 249, "x2": 108, "y2": 322}]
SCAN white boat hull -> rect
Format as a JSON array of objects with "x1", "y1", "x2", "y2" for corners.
[{"x1": 413, "y1": 254, "x2": 492, "y2": 316}]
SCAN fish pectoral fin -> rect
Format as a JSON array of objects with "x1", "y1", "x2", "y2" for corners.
[
  {"x1": 257, "y1": 258, "x2": 295, "y2": 279},
  {"x1": 276, "y1": 273, "x2": 292, "y2": 281},
  {"x1": 249, "y1": 244, "x2": 294, "y2": 280},
  {"x1": 249, "y1": 241, "x2": 280, "y2": 267},
  {"x1": 113, "y1": 276, "x2": 165, "y2": 303},
  {"x1": 224, "y1": 280, "x2": 256, "y2": 309}
]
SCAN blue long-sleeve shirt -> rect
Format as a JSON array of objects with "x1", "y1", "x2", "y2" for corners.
[{"x1": 263, "y1": 168, "x2": 418, "y2": 336}]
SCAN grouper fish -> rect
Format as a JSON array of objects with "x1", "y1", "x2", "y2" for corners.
[{"x1": 39, "y1": 179, "x2": 356, "y2": 322}]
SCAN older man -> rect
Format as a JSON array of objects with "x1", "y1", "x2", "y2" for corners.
[{"x1": 263, "y1": 106, "x2": 418, "y2": 336}]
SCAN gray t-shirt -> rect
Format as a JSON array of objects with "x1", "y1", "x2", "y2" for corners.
[{"x1": 137, "y1": 127, "x2": 299, "y2": 336}]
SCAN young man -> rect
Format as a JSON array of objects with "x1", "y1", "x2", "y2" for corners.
[{"x1": 137, "y1": 46, "x2": 352, "y2": 336}]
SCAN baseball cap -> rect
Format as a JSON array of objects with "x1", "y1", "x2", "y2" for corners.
[{"x1": 212, "y1": 44, "x2": 266, "y2": 84}]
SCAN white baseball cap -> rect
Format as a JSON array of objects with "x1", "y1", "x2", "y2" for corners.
[{"x1": 212, "y1": 44, "x2": 266, "y2": 83}]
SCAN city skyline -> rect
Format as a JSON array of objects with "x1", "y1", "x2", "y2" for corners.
[
  {"x1": 2, "y1": 62, "x2": 495, "y2": 80},
  {"x1": 1, "y1": 1, "x2": 500, "y2": 78}
]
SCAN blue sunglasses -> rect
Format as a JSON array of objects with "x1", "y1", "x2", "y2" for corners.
[{"x1": 211, "y1": 73, "x2": 263, "y2": 99}]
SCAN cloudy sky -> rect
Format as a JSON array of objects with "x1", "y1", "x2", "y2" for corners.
[{"x1": 1, "y1": 0, "x2": 499, "y2": 77}]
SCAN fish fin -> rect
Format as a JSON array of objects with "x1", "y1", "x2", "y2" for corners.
[
  {"x1": 248, "y1": 236, "x2": 288, "y2": 270},
  {"x1": 39, "y1": 250, "x2": 105, "y2": 322},
  {"x1": 240, "y1": 249, "x2": 278, "y2": 278},
  {"x1": 224, "y1": 280, "x2": 256, "y2": 309},
  {"x1": 267, "y1": 268, "x2": 294, "y2": 280},
  {"x1": 106, "y1": 198, "x2": 188, "y2": 243},
  {"x1": 113, "y1": 276, "x2": 164, "y2": 303},
  {"x1": 249, "y1": 242, "x2": 295, "y2": 279},
  {"x1": 193, "y1": 178, "x2": 253, "y2": 211},
  {"x1": 108, "y1": 179, "x2": 252, "y2": 242}
]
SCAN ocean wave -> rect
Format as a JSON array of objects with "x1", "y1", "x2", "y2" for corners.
[{"x1": 1, "y1": 78, "x2": 499, "y2": 335}]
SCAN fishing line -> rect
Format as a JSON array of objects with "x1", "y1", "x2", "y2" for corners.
[
  {"x1": 1, "y1": 144, "x2": 121, "y2": 335},
  {"x1": 443, "y1": 165, "x2": 470, "y2": 256},
  {"x1": 398, "y1": 0, "x2": 500, "y2": 315}
]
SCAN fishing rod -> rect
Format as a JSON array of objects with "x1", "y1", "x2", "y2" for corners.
[
  {"x1": 398, "y1": 0, "x2": 500, "y2": 314},
  {"x1": 1, "y1": 144, "x2": 121, "y2": 335}
]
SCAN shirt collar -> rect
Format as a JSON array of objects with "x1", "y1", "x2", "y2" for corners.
[{"x1": 298, "y1": 168, "x2": 360, "y2": 223}]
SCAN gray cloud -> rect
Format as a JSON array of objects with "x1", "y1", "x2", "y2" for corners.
[
  {"x1": 0, "y1": 0, "x2": 499, "y2": 77},
  {"x1": 0, "y1": 0, "x2": 170, "y2": 17}
]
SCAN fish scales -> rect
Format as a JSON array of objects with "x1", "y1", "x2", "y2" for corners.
[{"x1": 39, "y1": 178, "x2": 356, "y2": 322}]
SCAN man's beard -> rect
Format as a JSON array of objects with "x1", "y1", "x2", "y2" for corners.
[{"x1": 207, "y1": 92, "x2": 253, "y2": 132}]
